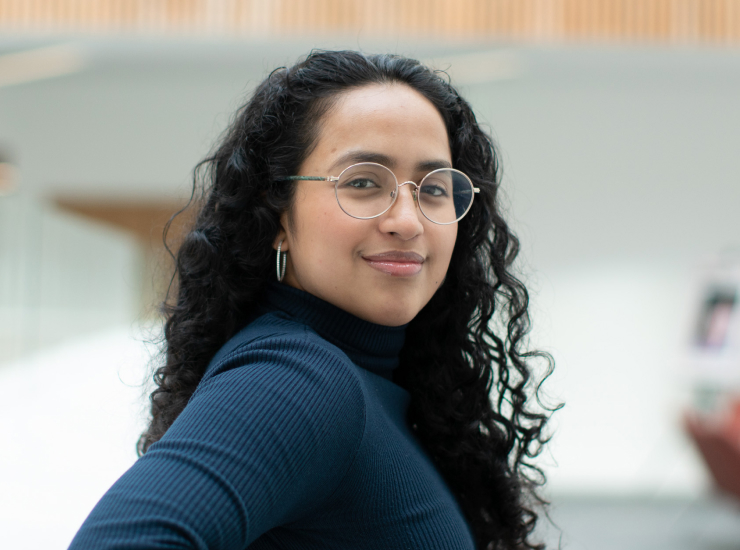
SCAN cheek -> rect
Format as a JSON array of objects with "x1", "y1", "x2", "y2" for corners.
[
  {"x1": 429, "y1": 226, "x2": 457, "y2": 284},
  {"x1": 292, "y1": 192, "x2": 334, "y2": 243},
  {"x1": 294, "y1": 207, "x2": 361, "y2": 267},
  {"x1": 438, "y1": 227, "x2": 458, "y2": 265}
]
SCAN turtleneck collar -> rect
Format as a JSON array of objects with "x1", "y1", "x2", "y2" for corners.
[{"x1": 259, "y1": 282, "x2": 407, "y2": 380}]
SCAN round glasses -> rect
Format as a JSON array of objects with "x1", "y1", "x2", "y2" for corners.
[{"x1": 280, "y1": 162, "x2": 479, "y2": 225}]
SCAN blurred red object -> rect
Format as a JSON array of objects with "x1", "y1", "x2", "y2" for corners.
[{"x1": 685, "y1": 399, "x2": 740, "y2": 500}]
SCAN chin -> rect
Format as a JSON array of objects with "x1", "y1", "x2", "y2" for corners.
[
  {"x1": 365, "y1": 299, "x2": 423, "y2": 327},
  {"x1": 374, "y1": 314, "x2": 415, "y2": 327}
]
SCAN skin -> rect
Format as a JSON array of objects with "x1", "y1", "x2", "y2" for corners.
[{"x1": 274, "y1": 83, "x2": 457, "y2": 327}]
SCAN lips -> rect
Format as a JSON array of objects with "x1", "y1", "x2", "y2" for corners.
[{"x1": 362, "y1": 251, "x2": 425, "y2": 277}]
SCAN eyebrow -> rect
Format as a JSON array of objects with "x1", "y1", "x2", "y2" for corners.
[
  {"x1": 417, "y1": 159, "x2": 453, "y2": 172},
  {"x1": 329, "y1": 150, "x2": 452, "y2": 174}
]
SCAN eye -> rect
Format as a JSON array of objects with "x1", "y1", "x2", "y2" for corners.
[
  {"x1": 345, "y1": 177, "x2": 380, "y2": 189},
  {"x1": 420, "y1": 183, "x2": 450, "y2": 198}
]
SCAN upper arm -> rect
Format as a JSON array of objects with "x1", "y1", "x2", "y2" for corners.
[{"x1": 68, "y1": 337, "x2": 366, "y2": 550}]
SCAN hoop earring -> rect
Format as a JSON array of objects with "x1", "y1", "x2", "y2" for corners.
[{"x1": 276, "y1": 240, "x2": 287, "y2": 282}]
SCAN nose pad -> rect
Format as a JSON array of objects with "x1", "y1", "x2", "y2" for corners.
[
  {"x1": 397, "y1": 182, "x2": 419, "y2": 206},
  {"x1": 382, "y1": 182, "x2": 424, "y2": 237}
]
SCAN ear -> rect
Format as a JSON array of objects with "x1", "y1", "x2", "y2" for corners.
[
  {"x1": 273, "y1": 212, "x2": 290, "y2": 251},
  {"x1": 273, "y1": 231, "x2": 287, "y2": 251}
]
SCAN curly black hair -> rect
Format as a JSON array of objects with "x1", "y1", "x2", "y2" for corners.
[{"x1": 139, "y1": 50, "x2": 556, "y2": 550}]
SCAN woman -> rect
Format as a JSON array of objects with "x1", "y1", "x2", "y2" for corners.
[{"x1": 70, "y1": 50, "x2": 554, "y2": 550}]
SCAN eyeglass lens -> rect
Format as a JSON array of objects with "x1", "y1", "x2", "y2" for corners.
[{"x1": 335, "y1": 163, "x2": 474, "y2": 224}]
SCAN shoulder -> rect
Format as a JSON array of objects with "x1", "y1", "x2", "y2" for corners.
[
  {"x1": 161, "y1": 310, "x2": 368, "y2": 494},
  {"x1": 188, "y1": 310, "x2": 367, "y2": 438},
  {"x1": 203, "y1": 310, "x2": 316, "y2": 373},
  {"x1": 203, "y1": 310, "x2": 357, "y2": 384}
]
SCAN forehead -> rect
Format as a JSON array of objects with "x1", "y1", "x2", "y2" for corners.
[{"x1": 304, "y1": 83, "x2": 451, "y2": 172}]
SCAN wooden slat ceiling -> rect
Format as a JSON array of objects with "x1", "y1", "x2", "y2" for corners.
[{"x1": 1, "y1": 0, "x2": 739, "y2": 45}]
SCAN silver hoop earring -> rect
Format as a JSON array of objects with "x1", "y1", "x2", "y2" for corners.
[{"x1": 276, "y1": 240, "x2": 287, "y2": 282}]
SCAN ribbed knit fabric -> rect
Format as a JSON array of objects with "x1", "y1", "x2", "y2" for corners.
[{"x1": 68, "y1": 283, "x2": 475, "y2": 550}]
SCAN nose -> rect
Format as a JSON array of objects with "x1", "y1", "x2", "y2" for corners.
[{"x1": 378, "y1": 182, "x2": 424, "y2": 240}]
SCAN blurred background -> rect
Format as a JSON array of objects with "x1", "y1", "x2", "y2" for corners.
[{"x1": 2, "y1": 1, "x2": 740, "y2": 548}]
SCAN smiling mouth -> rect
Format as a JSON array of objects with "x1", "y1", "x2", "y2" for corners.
[{"x1": 362, "y1": 252, "x2": 424, "y2": 277}]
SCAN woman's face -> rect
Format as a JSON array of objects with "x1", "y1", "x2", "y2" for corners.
[{"x1": 275, "y1": 83, "x2": 457, "y2": 326}]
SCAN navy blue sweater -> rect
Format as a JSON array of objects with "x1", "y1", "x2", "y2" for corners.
[{"x1": 69, "y1": 283, "x2": 475, "y2": 549}]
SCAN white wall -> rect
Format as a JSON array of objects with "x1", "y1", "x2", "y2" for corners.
[
  {"x1": 0, "y1": 195, "x2": 141, "y2": 363},
  {"x1": 466, "y1": 46, "x2": 740, "y2": 268}
]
